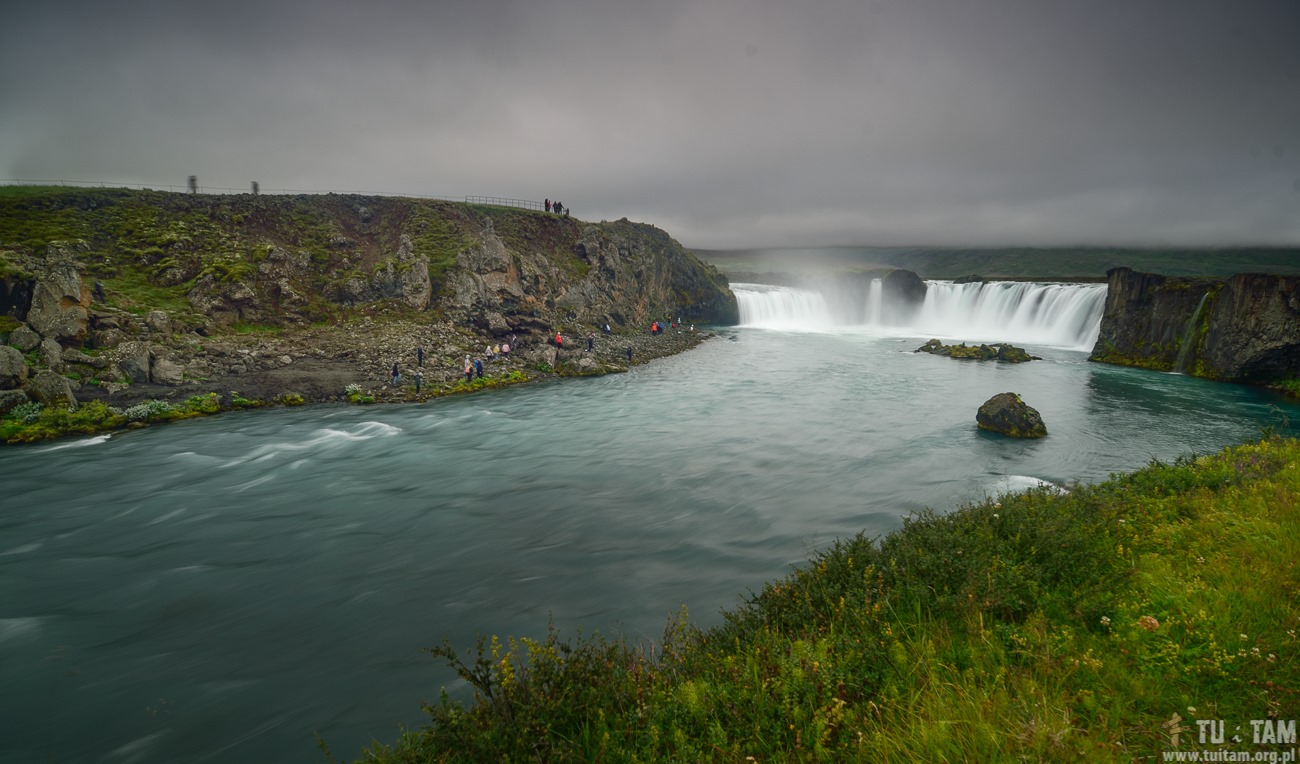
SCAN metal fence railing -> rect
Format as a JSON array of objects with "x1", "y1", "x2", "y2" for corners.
[
  {"x1": 0, "y1": 180, "x2": 564, "y2": 213},
  {"x1": 464, "y1": 195, "x2": 545, "y2": 211}
]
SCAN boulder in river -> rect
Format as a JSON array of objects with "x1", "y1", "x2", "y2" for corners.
[{"x1": 977, "y1": 392, "x2": 1047, "y2": 438}]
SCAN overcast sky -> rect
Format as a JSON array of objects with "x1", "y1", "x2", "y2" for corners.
[{"x1": 3, "y1": 0, "x2": 1298, "y2": 248}]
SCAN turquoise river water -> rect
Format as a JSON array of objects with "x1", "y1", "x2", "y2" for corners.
[{"x1": 1, "y1": 282, "x2": 1297, "y2": 762}]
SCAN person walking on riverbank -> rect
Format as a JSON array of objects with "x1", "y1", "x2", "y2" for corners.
[
  {"x1": 626, "y1": 345, "x2": 633, "y2": 362},
  {"x1": 464, "y1": 360, "x2": 473, "y2": 383},
  {"x1": 414, "y1": 370, "x2": 423, "y2": 394},
  {"x1": 474, "y1": 357, "x2": 484, "y2": 378},
  {"x1": 391, "y1": 362, "x2": 400, "y2": 387}
]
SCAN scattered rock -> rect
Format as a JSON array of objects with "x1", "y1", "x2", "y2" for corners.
[
  {"x1": 8, "y1": 324, "x2": 41, "y2": 352},
  {"x1": 62, "y1": 348, "x2": 108, "y2": 369},
  {"x1": 0, "y1": 388, "x2": 28, "y2": 415},
  {"x1": 977, "y1": 392, "x2": 1047, "y2": 438},
  {"x1": 114, "y1": 341, "x2": 153, "y2": 383},
  {"x1": 916, "y1": 339, "x2": 1040, "y2": 362},
  {"x1": 27, "y1": 242, "x2": 92, "y2": 342},
  {"x1": 0, "y1": 346, "x2": 28, "y2": 390},
  {"x1": 147, "y1": 310, "x2": 172, "y2": 334},
  {"x1": 26, "y1": 369, "x2": 78, "y2": 409},
  {"x1": 151, "y1": 358, "x2": 186, "y2": 386},
  {"x1": 40, "y1": 338, "x2": 64, "y2": 372}
]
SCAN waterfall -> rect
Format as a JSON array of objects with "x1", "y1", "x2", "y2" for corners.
[
  {"x1": 733, "y1": 283, "x2": 836, "y2": 330},
  {"x1": 1173, "y1": 292, "x2": 1211, "y2": 374},
  {"x1": 732, "y1": 280, "x2": 1106, "y2": 350}
]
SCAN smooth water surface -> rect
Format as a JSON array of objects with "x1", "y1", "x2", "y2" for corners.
[{"x1": 2, "y1": 317, "x2": 1296, "y2": 762}]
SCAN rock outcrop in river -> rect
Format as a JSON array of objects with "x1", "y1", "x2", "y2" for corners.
[
  {"x1": 1089, "y1": 267, "x2": 1300, "y2": 382},
  {"x1": 0, "y1": 188, "x2": 738, "y2": 411}
]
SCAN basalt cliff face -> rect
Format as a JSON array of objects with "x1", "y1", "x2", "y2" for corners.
[
  {"x1": 1089, "y1": 267, "x2": 1300, "y2": 381},
  {"x1": 0, "y1": 188, "x2": 736, "y2": 411}
]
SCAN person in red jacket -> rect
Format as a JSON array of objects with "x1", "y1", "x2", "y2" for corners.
[{"x1": 556, "y1": 331, "x2": 563, "y2": 348}]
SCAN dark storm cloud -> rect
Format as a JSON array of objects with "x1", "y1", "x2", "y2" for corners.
[{"x1": 2, "y1": 0, "x2": 1298, "y2": 247}]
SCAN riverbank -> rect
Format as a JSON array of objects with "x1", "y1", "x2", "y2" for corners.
[
  {"x1": 354, "y1": 436, "x2": 1300, "y2": 763},
  {"x1": 1, "y1": 321, "x2": 716, "y2": 444}
]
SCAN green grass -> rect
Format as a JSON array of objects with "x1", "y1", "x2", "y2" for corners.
[
  {"x1": 354, "y1": 438, "x2": 1300, "y2": 763},
  {"x1": 227, "y1": 321, "x2": 282, "y2": 336}
]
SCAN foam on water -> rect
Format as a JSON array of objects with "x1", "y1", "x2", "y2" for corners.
[{"x1": 38, "y1": 433, "x2": 111, "y2": 451}]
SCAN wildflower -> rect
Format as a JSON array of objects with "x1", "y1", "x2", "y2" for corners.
[
  {"x1": 992, "y1": 513, "x2": 999, "y2": 519},
  {"x1": 1289, "y1": 630, "x2": 1296, "y2": 640},
  {"x1": 1188, "y1": 707, "x2": 1197, "y2": 715},
  {"x1": 1252, "y1": 647, "x2": 1261, "y2": 657},
  {"x1": 1100, "y1": 616, "x2": 1112, "y2": 627},
  {"x1": 1241, "y1": 633, "x2": 1249, "y2": 641},
  {"x1": 1118, "y1": 519, "x2": 1126, "y2": 524},
  {"x1": 1268, "y1": 654, "x2": 1277, "y2": 663},
  {"x1": 1196, "y1": 556, "x2": 1205, "y2": 564},
  {"x1": 1138, "y1": 615, "x2": 1160, "y2": 631}
]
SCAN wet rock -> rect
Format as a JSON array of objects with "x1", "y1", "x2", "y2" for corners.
[
  {"x1": 0, "y1": 346, "x2": 28, "y2": 390},
  {"x1": 977, "y1": 392, "x2": 1047, "y2": 438}
]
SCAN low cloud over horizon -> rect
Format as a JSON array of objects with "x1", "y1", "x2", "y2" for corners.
[{"x1": 3, "y1": 0, "x2": 1298, "y2": 249}]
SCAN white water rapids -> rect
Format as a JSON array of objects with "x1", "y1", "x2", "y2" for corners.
[{"x1": 732, "y1": 280, "x2": 1107, "y2": 350}]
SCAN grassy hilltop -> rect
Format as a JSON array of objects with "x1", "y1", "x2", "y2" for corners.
[{"x1": 354, "y1": 437, "x2": 1300, "y2": 762}]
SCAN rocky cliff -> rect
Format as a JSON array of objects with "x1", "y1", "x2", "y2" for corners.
[
  {"x1": 1089, "y1": 267, "x2": 1300, "y2": 382},
  {"x1": 0, "y1": 188, "x2": 737, "y2": 414}
]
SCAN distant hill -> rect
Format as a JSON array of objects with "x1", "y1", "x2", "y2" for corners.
[{"x1": 693, "y1": 246, "x2": 1300, "y2": 280}]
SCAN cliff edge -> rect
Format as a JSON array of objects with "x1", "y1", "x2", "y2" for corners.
[
  {"x1": 0, "y1": 187, "x2": 737, "y2": 417},
  {"x1": 1089, "y1": 266, "x2": 1300, "y2": 383}
]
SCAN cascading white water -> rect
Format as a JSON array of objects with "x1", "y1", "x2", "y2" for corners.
[
  {"x1": 733, "y1": 283, "x2": 837, "y2": 330},
  {"x1": 732, "y1": 280, "x2": 1106, "y2": 350}
]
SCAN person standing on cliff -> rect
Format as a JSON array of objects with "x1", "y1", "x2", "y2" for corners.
[
  {"x1": 416, "y1": 344, "x2": 424, "y2": 367},
  {"x1": 545, "y1": 198, "x2": 551, "y2": 212},
  {"x1": 390, "y1": 362, "x2": 400, "y2": 388},
  {"x1": 626, "y1": 345, "x2": 633, "y2": 362},
  {"x1": 555, "y1": 331, "x2": 563, "y2": 349},
  {"x1": 586, "y1": 333, "x2": 594, "y2": 352}
]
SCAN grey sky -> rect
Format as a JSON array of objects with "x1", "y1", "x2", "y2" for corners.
[{"x1": 3, "y1": 0, "x2": 1298, "y2": 248}]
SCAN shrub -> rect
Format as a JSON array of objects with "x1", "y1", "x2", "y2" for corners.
[
  {"x1": 275, "y1": 392, "x2": 306, "y2": 406},
  {"x1": 182, "y1": 392, "x2": 221, "y2": 415},
  {"x1": 10, "y1": 401, "x2": 43, "y2": 424},
  {"x1": 229, "y1": 391, "x2": 263, "y2": 408},
  {"x1": 123, "y1": 399, "x2": 173, "y2": 422}
]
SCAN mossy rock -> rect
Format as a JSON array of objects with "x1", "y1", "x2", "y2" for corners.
[{"x1": 976, "y1": 392, "x2": 1047, "y2": 438}]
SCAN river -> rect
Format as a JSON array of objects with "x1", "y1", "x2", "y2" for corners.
[{"x1": 1, "y1": 281, "x2": 1296, "y2": 762}]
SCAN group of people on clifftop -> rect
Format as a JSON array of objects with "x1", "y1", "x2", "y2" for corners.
[{"x1": 544, "y1": 198, "x2": 569, "y2": 216}]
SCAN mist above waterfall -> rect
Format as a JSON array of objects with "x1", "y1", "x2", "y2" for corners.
[{"x1": 733, "y1": 280, "x2": 1106, "y2": 350}]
